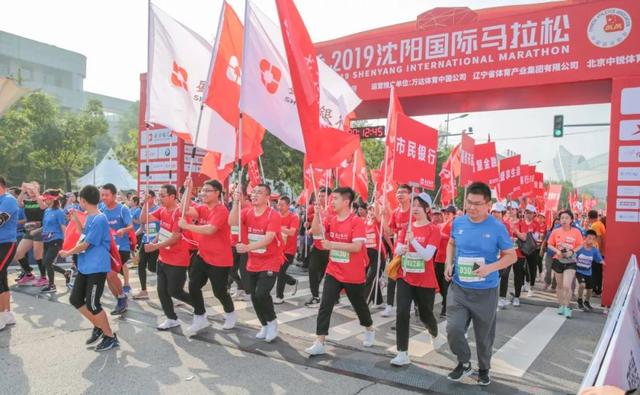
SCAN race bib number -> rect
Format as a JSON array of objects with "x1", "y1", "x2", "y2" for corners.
[
  {"x1": 365, "y1": 232, "x2": 377, "y2": 248},
  {"x1": 248, "y1": 233, "x2": 266, "y2": 254},
  {"x1": 401, "y1": 252, "x2": 425, "y2": 273},
  {"x1": 330, "y1": 249, "x2": 350, "y2": 264},
  {"x1": 457, "y1": 257, "x2": 485, "y2": 282},
  {"x1": 231, "y1": 225, "x2": 239, "y2": 236},
  {"x1": 158, "y1": 227, "x2": 173, "y2": 244},
  {"x1": 147, "y1": 223, "x2": 158, "y2": 240}
]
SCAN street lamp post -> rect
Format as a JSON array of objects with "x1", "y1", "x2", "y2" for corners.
[{"x1": 444, "y1": 113, "x2": 469, "y2": 145}]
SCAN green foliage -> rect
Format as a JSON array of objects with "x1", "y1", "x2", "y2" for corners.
[
  {"x1": 114, "y1": 102, "x2": 140, "y2": 174},
  {"x1": 260, "y1": 132, "x2": 304, "y2": 194}
]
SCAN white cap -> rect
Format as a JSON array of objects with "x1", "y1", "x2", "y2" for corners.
[
  {"x1": 491, "y1": 202, "x2": 506, "y2": 212},
  {"x1": 525, "y1": 204, "x2": 537, "y2": 213},
  {"x1": 416, "y1": 192, "x2": 433, "y2": 207}
]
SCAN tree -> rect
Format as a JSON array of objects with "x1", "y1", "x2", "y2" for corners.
[
  {"x1": 29, "y1": 99, "x2": 109, "y2": 191},
  {"x1": 113, "y1": 102, "x2": 140, "y2": 174},
  {"x1": 260, "y1": 132, "x2": 304, "y2": 194}
]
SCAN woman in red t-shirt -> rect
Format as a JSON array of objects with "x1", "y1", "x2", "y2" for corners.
[
  {"x1": 390, "y1": 193, "x2": 441, "y2": 367},
  {"x1": 363, "y1": 203, "x2": 385, "y2": 307}
]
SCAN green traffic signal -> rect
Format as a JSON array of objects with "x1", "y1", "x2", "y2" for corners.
[{"x1": 553, "y1": 115, "x2": 564, "y2": 138}]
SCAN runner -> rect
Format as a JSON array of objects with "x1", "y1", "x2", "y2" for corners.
[
  {"x1": 14, "y1": 182, "x2": 46, "y2": 287},
  {"x1": 230, "y1": 183, "x2": 282, "y2": 343},
  {"x1": 587, "y1": 210, "x2": 605, "y2": 296},
  {"x1": 390, "y1": 192, "x2": 441, "y2": 366},
  {"x1": 39, "y1": 189, "x2": 71, "y2": 293},
  {"x1": 516, "y1": 204, "x2": 543, "y2": 298},
  {"x1": 140, "y1": 184, "x2": 193, "y2": 330},
  {"x1": 492, "y1": 203, "x2": 517, "y2": 310},
  {"x1": 228, "y1": 184, "x2": 250, "y2": 302},
  {"x1": 547, "y1": 210, "x2": 584, "y2": 319},
  {"x1": 434, "y1": 205, "x2": 457, "y2": 317},
  {"x1": 304, "y1": 186, "x2": 333, "y2": 307},
  {"x1": 274, "y1": 196, "x2": 299, "y2": 304},
  {"x1": 305, "y1": 187, "x2": 375, "y2": 356},
  {"x1": 575, "y1": 230, "x2": 604, "y2": 312},
  {"x1": 132, "y1": 191, "x2": 159, "y2": 300},
  {"x1": 363, "y1": 203, "x2": 385, "y2": 307},
  {"x1": 382, "y1": 184, "x2": 412, "y2": 318},
  {"x1": 179, "y1": 178, "x2": 236, "y2": 334},
  {"x1": 0, "y1": 176, "x2": 18, "y2": 331},
  {"x1": 445, "y1": 182, "x2": 516, "y2": 386},
  {"x1": 541, "y1": 218, "x2": 560, "y2": 291},
  {"x1": 506, "y1": 202, "x2": 526, "y2": 307},
  {"x1": 99, "y1": 183, "x2": 133, "y2": 296},
  {"x1": 58, "y1": 185, "x2": 118, "y2": 351}
]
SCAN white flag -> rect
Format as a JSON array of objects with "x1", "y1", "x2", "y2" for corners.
[
  {"x1": 239, "y1": 0, "x2": 361, "y2": 153},
  {"x1": 146, "y1": 3, "x2": 235, "y2": 164}
]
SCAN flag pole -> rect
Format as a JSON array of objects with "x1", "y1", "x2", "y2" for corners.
[
  {"x1": 237, "y1": 113, "x2": 244, "y2": 243},
  {"x1": 351, "y1": 149, "x2": 357, "y2": 190},
  {"x1": 309, "y1": 163, "x2": 324, "y2": 239},
  {"x1": 324, "y1": 170, "x2": 329, "y2": 211},
  {"x1": 258, "y1": 154, "x2": 265, "y2": 183},
  {"x1": 407, "y1": 186, "x2": 415, "y2": 232}
]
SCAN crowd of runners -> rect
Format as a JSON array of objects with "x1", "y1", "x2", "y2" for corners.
[{"x1": 0, "y1": 175, "x2": 606, "y2": 386}]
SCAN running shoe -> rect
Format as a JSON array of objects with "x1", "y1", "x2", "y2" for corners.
[
  {"x1": 17, "y1": 273, "x2": 35, "y2": 286},
  {"x1": 2, "y1": 311, "x2": 16, "y2": 326},
  {"x1": 564, "y1": 306, "x2": 572, "y2": 319},
  {"x1": 34, "y1": 277, "x2": 48, "y2": 287},
  {"x1": 478, "y1": 369, "x2": 491, "y2": 386},
  {"x1": 187, "y1": 314, "x2": 209, "y2": 335},
  {"x1": 64, "y1": 270, "x2": 72, "y2": 286},
  {"x1": 512, "y1": 297, "x2": 520, "y2": 307},
  {"x1": 95, "y1": 333, "x2": 119, "y2": 352},
  {"x1": 222, "y1": 312, "x2": 236, "y2": 330},
  {"x1": 86, "y1": 327, "x2": 103, "y2": 345},
  {"x1": 362, "y1": 329, "x2": 375, "y2": 347},
  {"x1": 15, "y1": 271, "x2": 27, "y2": 282},
  {"x1": 304, "y1": 297, "x2": 320, "y2": 307},
  {"x1": 447, "y1": 362, "x2": 473, "y2": 382},
  {"x1": 305, "y1": 341, "x2": 326, "y2": 356},
  {"x1": 157, "y1": 319, "x2": 180, "y2": 331},
  {"x1": 265, "y1": 320, "x2": 278, "y2": 342},
  {"x1": 256, "y1": 326, "x2": 267, "y2": 339},
  {"x1": 273, "y1": 297, "x2": 285, "y2": 305},
  {"x1": 123, "y1": 285, "x2": 132, "y2": 296},
  {"x1": 557, "y1": 305, "x2": 565, "y2": 315},
  {"x1": 584, "y1": 301, "x2": 594, "y2": 312},
  {"x1": 577, "y1": 299, "x2": 584, "y2": 310},
  {"x1": 390, "y1": 351, "x2": 411, "y2": 366},
  {"x1": 290, "y1": 279, "x2": 298, "y2": 296},
  {"x1": 133, "y1": 290, "x2": 149, "y2": 300},
  {"x1": 381, "y1": 305, "x2": 394, "y2": 317},
  {"x1": 40, "y1": 284, "x2": 57, "y2": 294},
  {"x1": 110, "y1": 296, "x2": 128, "y2": 315}
]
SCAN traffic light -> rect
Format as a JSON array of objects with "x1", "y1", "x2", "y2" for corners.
[{"x1": 553, "y1": 115, "x2": 564, "y2": 138}]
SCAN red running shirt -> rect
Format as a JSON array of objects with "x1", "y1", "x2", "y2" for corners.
[
  {"x1": 151, "y1": 207, "x2": 190, "y2": 267},
  {"x1": 279, "y1": 211, "x2": 300, "y2": 255},
  {"x1": 242, "y1": 207, "x2": 283, "y2": 272},
  {"x1": 397, "y1": 222, "x2": 441, "y2": 289},
  {"x1": 194, "y1": 204, "x2": 233, "y2": 267},
  {"x1": 321, "y1": 213, "x2": 368, "y2": 284}
]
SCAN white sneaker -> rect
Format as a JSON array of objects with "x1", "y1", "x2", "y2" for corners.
[
  {"x1": 390, "y1": 351, "x2": 411, "y2": 366},
  {"x1": 256, "y1": 326, "x2": 267, "y2": 339},
  {"x1": 2, "y1": 311, "x2": 16, "y2": 326},
  {"x1": 362, "y1": 329, "x2": 375, "y2": 347},
  {"x1": 523, "y1": 283, "x2": 530, "y2": 292},
  {"x1": 512, "y1": 297, "x2": 521, "y2": 307},
  {"x1": 305, "y1": 341, "x2": 326, "y2": 356},
  {"x1": 188, "y1": 314, "x2": 209, "y2": 335},
  {"x1": 233, "y1": 290, "x2": 247, "y2": 301},
  {"x1": 265, "y1": 320, "x2": 278, "y2": 342},
  {"x1": 273, "y1": 297, "x2": 285, "y2": 305},
  {"x1": 381, "y1": 305, "x2": 394, "y2": 317},
  {"x1": 157, "y1": 318, "x2": 180, "y2": 330},
  {"x1": 497, "y1": 297, "x2": 508, "y2": 309},
  {"x1": 527, "y1": 289, "x2": 535, "y2": 298},
  {"x1": 223, "y1": 311, "x2": 237, "y2": 330}
]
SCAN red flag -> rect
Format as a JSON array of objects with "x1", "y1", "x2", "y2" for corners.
[
  {"x1": 384, "y1": 85, "x2": 404, "y2": 175},
  {"x1": 545, "y1": 184, "x2": 562, "y2": 213},
  {"x1": 391, "y1": 113, "x2": 438, "y2": 190},
  {"x1": 498, "y1": 155, "x2": 521, "y2": 199},
  {"x1": 247, "y1": 158, "x2": 262, "y2": 187},
  {"x1": 339, "y1": 145, "x2": 368, "y2": 200},
  {"x1": 459, "y1": 133, "x2": 475, "y2": 186},
  {"x1": 241, "y1": 115, "x2": 266, "y2": 163},
  {"x1": 569, "y1": 189, "x2": 578, "y2": 211},
  {"x1": 303, "y1": 157, "x2": 334, "y2": 193},
  {"x1": 519, "y1": 165, "x2": 535, "y2": 197},
  {"x1": 439, "y1": 143, "x2": 460, "y2": 206},
  {"x1": 276, "y1": 0, "x2": 359, "y2": 168},
  {"x1": 471, "y1": 142, "x2": 499, "y2": 187},
  {"x1": 201, "y1": 151, "x2": 234, "y2": 182}
]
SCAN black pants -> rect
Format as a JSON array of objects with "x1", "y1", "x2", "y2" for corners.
[
  {"x1": 228, "y1": 247, "x2": 249, "y2": 293},
  {"x1": 434, "y1": 262, "x2": 449, "y2": 313},
  {"x1": 396, "y1": 279, "x2": 437, "y2": 352},
  {"x1": 592, "y1": 262, "x2": 603, "y2": 294},
  {"x1": 364, "y1": 248, "x2": 385, "y2": 305},
  {"x1": 276, "y1": 254, "x2": 297, "y2": 299},
  {"x1": 248, "y1": 270, "x2": 277, "y2": 326},
  {"x1": 0, "y1": 242, "x2": 17, "y2": 293},
  {"x1": 309, "y1": 247, "x2": 329, "y2": 298},
  {"x1": 137, "y1": 241, "x2": 159, "y2": 290},
  {"x1": 189, "y1": 254, "x2": 234, "y2": 316},
  {"x1": 43, "y1": 240, "x2": 66, "y2": 286},
  {"x1": 69, "y1": 272, "x2": 107, "y2": 315},
  {"x1": 316, "y1": 274, "x2": 372, "y2": 336},
  {"x1": 525, "y1": 251, "x2": 539, "y2": 287},
  {"x1": 499, "y1": 258, "x2": 525, "y2": 298},
  {"x1": 156, "y1": 261, "x2": 192, "y2": 320}
]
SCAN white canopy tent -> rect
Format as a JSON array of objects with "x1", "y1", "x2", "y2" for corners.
[{"x1": 77, "y1": 148, "x2": 137, "y2": 191}]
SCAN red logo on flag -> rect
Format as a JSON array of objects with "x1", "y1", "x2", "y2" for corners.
[
  {"x1": 259, "y1": 59, "x2": 281, "y2": 94},
  {"x1": 170, "y1": 61, "x2": 189, "y2": 91}
]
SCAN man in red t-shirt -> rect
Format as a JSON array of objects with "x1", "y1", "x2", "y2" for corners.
[
  {"x1": 230, "y1": 183, "x2": 282, "y2": 343},
  {"x1": 515, "y1": 204, "x2": 544, "y2": 297},
  {"x1": 305, "y1": 186, "x2": 333, "y2": 307},
  {"x1": 140, "y1": 184, "x2": 193, "y2": 331},
  {"x1": 275, "y1": 196, "x2": 299, "y2": 304},
  {"x1": 305, "y1": 187, "x2": 375, "y2": 356},
  {"x1": 381, "y1": 184, "x2": 412, "y2": 317},
  {"x1": 179, "y1": 179, "x2": 235, "y2": 335}
]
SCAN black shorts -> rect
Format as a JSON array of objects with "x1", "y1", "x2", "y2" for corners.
[
  {"x1": 576, "y1": 273, "x2": 594, "y2": 290},
  {"x1": 0, "y1": 242, "x2": 17, "y2": 293},
  {"x1": 118, "y1": 251, "x2": 131, "y2": 275},
  {"x1": 22, "y1": 230, "x2": 43, "y2": 242},
  {"x1": 69, "y1": 272, "x2": 107, "y2": 314},
  {"x1": 552, "y1": 259, "x2": 577, "y2": 273}
]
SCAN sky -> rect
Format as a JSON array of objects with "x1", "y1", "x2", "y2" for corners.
[{"x1": 0, "y1": 0, "x2": 611, "y2": 179}]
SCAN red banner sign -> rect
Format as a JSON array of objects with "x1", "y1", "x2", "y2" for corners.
[
  {"x1": 544, "y1": 184, "x2": 562, "y2": 213},
  {"x1": 519, "y1": 164, "x2": 535, "y2": 197},
  {"x1": 471, "y1": 141, "x2": 499, "y2": 187},
  {"x1": 534, "y1": 171, "x2": 545, "y2": 200},
  {"x1": 459, "y1": 133, "x2": 475, "y2": 186},
  {"x1": 498, "y1": 155, "x2": 521, "y2": 198},
  {"x1": 391, "y1": 113, "x2": 438, "y2": 189},
  {"x1": 316, "y1": 0, "x2": 640, "y2": 102}
]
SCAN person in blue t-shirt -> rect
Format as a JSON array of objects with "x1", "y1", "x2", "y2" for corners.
[
  {"x1": 0, "y1": 176, "x2": 19, "y2": 330},
  {"x1": 575, "y1": 229, "x2": 604, "y2": 312},
  {"x1": 132, "y1": 191, "x2": 160, "y2": 300},
  {"x1": 99, "y1": 183, "x2": 133, "y2": 306},
  {"x1": 444, "y1": 182, "x2": 517, "y2": 386},
  {"x1": 59, "y1": 185, "x2": 119, "y2": 351},
  {"x1": 39, "y1": 189, "x2": 72, "y2": 293}
]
